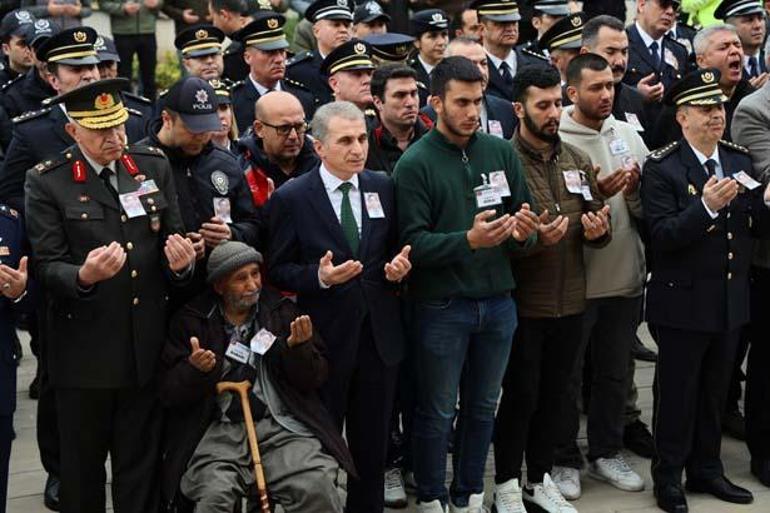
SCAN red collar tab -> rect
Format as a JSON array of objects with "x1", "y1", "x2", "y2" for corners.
[
  {"x1": 72, "y1": 160, "x2": 87, "y2": 183},
  {"x1": 120, "y1": 153, "x2": 140, "y2": 176}
]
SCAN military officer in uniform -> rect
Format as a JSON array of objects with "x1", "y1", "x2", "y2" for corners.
[
  {"x1": 231, "y1": 11, "x2": 316, "y2": 133},
  {"x1": 0, "y1": 27, "x2": 146, "y2": 210},
  {"x1": 408, "y1": 9, "x2": 448, "y2": 107},
  {"x1": 514, "y1": 0, "x2": 570, "y2": 62},
  {"x1": 641, "y1": 68, "x2": 761, "y2": 513},
  {"x1": 0, "y1": 203, "x2": 28, "y2": 513},
  {"x1": 365, "y1": 32, "x2": 414, "y2": 66},
  {"x1": 141, "y1": 76, "x2": 260, "y2": 307},
  {"x1": 24, "y1": 78, "x2": 196, "y2": 513},
  {"x1": 321, "y1": 38, "x2": 378, "y2": 127},
  {"x1": 0, "y1": 18, "x2": 58, "y2": 119},
  {"x1": 94, "y1": 35, "x2": 154, "y2": 118},
  {"x1": 286, "y1": 0, "x2": 353, "y2": 107},
  {"x1": 208, "y1": 0, "x2": 263, "y2": 82},
  {"x1": 538, "y1": 12, "x2": 587, "y2": 86},
  {"x1": 174, "y1": 23, "x2": 226, "y2": 81}
]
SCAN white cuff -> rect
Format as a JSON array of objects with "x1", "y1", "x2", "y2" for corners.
[{"x1": 701, "y1": 197, "x2": 719, "y2": 219}]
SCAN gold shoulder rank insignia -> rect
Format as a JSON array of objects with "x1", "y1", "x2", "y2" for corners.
[
  {"x1": 648, "y1": 140, "x2": 681, "y2": 161},
  {"x1": 718, "y1": 139, "x2": 749, "y2": 154}
]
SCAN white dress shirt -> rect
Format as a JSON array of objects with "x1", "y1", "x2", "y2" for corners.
[
  {"x1": 690, "y1": 144, "x2": 723, "y2": 219},
  {"x1": 744, "y1": 51, "x2": 762, "y2": 76},
  {"x1": 319, "y1": 163, "x2": 362, "y2": 236},
  {"x1": 83, "y1": 153, "x2": 118, "y2": 190},
  {"x1": 635, "y1": 22, "x2": 664, "y2": 63},
  {"x1": 249, "y1": 74, "x2": 283, "y2": 96},
  {"x1": 487, "y1": 49, "x2": 517, "y2": 79},
  {"x1": 418, "y1": 54, "x2": 435, "y2": 76}
]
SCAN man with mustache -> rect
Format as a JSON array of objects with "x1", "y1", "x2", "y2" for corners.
[
  {"x1": 715, "y1": 0, "x2": 769, "y2": 88},
  {"x1": 231, "y1": 12, "x2": 316, "y2": 133},
  {"x1": 174, "y1": 23, "x2": 226, "y2": 81},
  {"x1": 24, "y1": 77, "x2": 197, "y2": 513},
  {"x1": 408, "y1": 9, "x2": 449, "y2": 107},
  {"x1": 141, "y1": 76, "x2": 260, "y2": 309},
  {"x1": 286, "y1": 0, "x2": 353, "y2": 108},
  {"x1": 268, "y1": 101, "x2": 411, "y2": 513},
  {"x1": 556, "y1": 53, "x2": 649, "y2": 502},
  {"x1": 625, "y1": 0, "x2": 688, "y2": 117},
  {"x1": 492, "y1": 64, "x2": 610, "y2": 513},
  {"x1": 641, "y1": 67, "x2": 765, "y2": 513}
]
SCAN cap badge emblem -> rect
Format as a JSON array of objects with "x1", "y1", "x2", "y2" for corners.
[
  {"x1": 73, "y1": 31, "x2": 87, "y2": 43},
  {"x1": 211, "y1": 171, "x2": 229, "y2": 195},
  {"x1": 354, "y1": 42, "x2": 366, "y2": 54},
  {"x1": 34, "y1": 19, "x2": 50, "y2": 30},
  {"x1": 195, "y1": 29, "x2": 208, "y2": 40},
  {"x1": 267, "y1": 18, "x2": 279, "y2": 29},
  {"x1": 14, "y1": 11, "x2": 32, "y2": 23},
  {"x1": 195, "y1": 89, "x2": 209, "y2": 104},
  {"x1": 702, "y1": 71, "x2": 715, "y2": 83},
  {"x1": 571, "y1": 16, "x2": 581, "y2": 27},
  {"x1": 366, "y1": 2, "x2": 381, "y2": 14},
  {"x1": 94, "y1": 93, "x2": 115, "y2": 110},
  {"x1": 432, "y1": 12, "x2": 443, "y2": 22},
  {"x1": 337, "y1": 0, "x2": 348, "y2": 7},
  {"x1": 258, "y1": 0, "x2": 272, "y2": 9}
]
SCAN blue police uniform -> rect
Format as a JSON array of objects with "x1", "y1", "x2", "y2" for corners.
[{"x1": 231, "y1": 77, "x2": 317, "y2": 134}]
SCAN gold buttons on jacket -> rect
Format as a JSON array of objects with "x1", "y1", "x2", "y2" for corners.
[
  {"x1": 121, "y1": 214, "x2": 128, "y2": 223},
  {"x1": 80, "y1": 212, "x2": 88, "y2": 219},
  {"x1": 131, "y1": 270, "x2": 138, "y2": 278},
  {"x1": 126, "y1": 242, "x2": 134, "y2": 250},
  {"x1": 728, "y1": 252, "x2": 734, "y2": 260},
  {"x1": 133, "y1": 297, "x2": 140, "y2": 305},
  {"x1": 728, "y1": 272, "x2": 733, "y2": 280},
  {"x1": 727, "y1": 232, "x2": 733, "y2": 240}
]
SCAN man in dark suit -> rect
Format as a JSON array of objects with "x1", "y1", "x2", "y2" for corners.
[
  {"x1": 641, "y1": 68, "x2": 762, "y2": 513},
  {"x1": 715, "y1": 0, "x2": 769, "y2": 87},
  {"x1": 408, "y1": 8, "x2": 449, "y2": 107},
  {"x1": 231, "y1": 11, "x2": 316, "y2": 133},
  {"x1": 624, "y1": 0, "x2": 688, "y2": 120},
  {"x1": 267, "y1": 100, "x2": 410, "y2": 513},
  {"x1": 24, "y1": 79, "x2": 197, "y2": 513}
]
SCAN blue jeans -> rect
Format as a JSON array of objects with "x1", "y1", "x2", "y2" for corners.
[{"x1": 411, "y1": 295, "x2": 517, "y2": 505}]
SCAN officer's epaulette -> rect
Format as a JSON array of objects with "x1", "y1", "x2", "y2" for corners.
[
  {"x1": 287, "y1": 51, "x2": 313, "y2": 67},
  {"x1": 126, "y1": 107, "x2": 143, "y2": 117},
  {"x1": 284, "y1": 77, "x2": 310, "y2": 91},
  {"x1": 719, "y1": 139, "x2": 750, "y2": 154},
  {"x1": 158, "y1": 88, "x2": 169, "y2": 99},
  {"x1": 364, "y1": 108, "x2": 377, "y2": 117},
  {"x1": 230, "y1": 79, "x2": 246, "y2": 91},
  {"x1": 666, "y1": 37, "x2": 688, "y2": 53},
  {"x1": 1, "y1": 74, "x2": 22, "y2": 92},
  {"x1": 124, "y1": 91, "x2": 153, "y2": 105},
  {"x1": 648, "y1": 140, "x2": 680, "y2": 161},
  {"x1": 521, "y1": 47, "x2": 549, "y2": 61},
  {"x1": 33, "y1": 155, "x2": 66, "y2": 175},
  {"x1": 416, "y1": 81, "x2": 427, "y2": 90},
  {"x1": 127, "y1": 144, "x2": 166, "y2": 158},
  {"x1": 12, "y1": 107, "x2": 51, "y2": 124},
  {"x1": 223, "y1": 40, "x2": 243, "y2": 56},
  {"x1": 41, "y1": 95, "x2": 56, "y2": 106},
  {"x1": 0, "y1": 204, "x2": 18, "y2": 219}
]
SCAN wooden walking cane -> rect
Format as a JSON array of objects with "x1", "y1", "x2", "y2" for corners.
[{"x1": 216, "y1": 380, "x2": 270, "y2": 513}]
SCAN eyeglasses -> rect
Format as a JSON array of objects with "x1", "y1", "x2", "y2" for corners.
[
  {"x1": 259, "y1": 120, "x2": 308, "y2": 137},
  {"x1": 657, "y1": 0, "x2": 681, "y2": 10}
]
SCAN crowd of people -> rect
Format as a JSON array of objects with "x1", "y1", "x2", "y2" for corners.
[{"x1": 0, "y1": 0, "x2": 770, "y2": 512}]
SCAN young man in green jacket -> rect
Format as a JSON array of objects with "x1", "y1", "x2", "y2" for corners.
[
  {"x1": 393, "y1": 56, "x2": 540, "y2": 513},
  {"x1": 100, "y1": 0, "x2": 163, "y2": 99}
]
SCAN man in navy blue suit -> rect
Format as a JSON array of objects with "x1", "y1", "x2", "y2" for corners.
[{"x1": 267, "y1": 100, "x2": 411, "y2": 513}]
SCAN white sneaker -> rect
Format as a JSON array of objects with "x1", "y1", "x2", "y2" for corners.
[
  {"x1": 523, "y1": 473, "x2": 578, "y2": 513},
  {"x1": 551, "y1": 465, "x2": 582, "y2": 500},
  {"x1": 384, "y1": 468, "x2": 408, "y2": 508},
  {"x1": 449, "y1": 492, "x2": 489, "y2": 513},
  {"x1": 419, "y1": 499, "x2": 447, "y2": 513},
  {"x1": 588, "y1": 454, "x2": 645, "y2": 492},
  {"x1": 493, "y1": 479, "x2": 527, "y2": 513}
]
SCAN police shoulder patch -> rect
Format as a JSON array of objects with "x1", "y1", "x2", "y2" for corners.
[
  {"x1": 522, "y1": 48, "x2": 549, "y2": 61},
  {"x1": 287, "y1": 51, "x2": 313, "y2": 66},
  {"x1": 126, "y1": 107, "x2": 143, "y2": 117},
  {"x1": 128, "y1": 144, "x2": 166, "y2": 158},
  {"x1": 719, "y1": 139, "x2": 749, "y2": 154},
  {"x1": 124, "y1": 91, "x2": 152, "y2": 104},
  {"x1": 12, "y1": 107, "x2": 51, "y2": 124},
  {"x1": 416, "y1": 81, "x2": 427, "y2": 90},
  {"x1": 648, "y1": 140, "x2": 680, "y2": 162},
  {"x1": 284, "y1": 77, "x2": 309, "y2": 91},
  {"x1": 230, "y1": 80, "x2": 246, "y2": 91},
  {"x1": 0, "y1": 74, "x2": 22, "y2": 92}
]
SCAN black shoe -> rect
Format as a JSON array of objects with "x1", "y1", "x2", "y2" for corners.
[
  {"x1": 44, "y1": 474, "x2": 60, "y2": 511},
  {"x1": 29, "y1": 376, "x2": 40, "y2": 400},
  {"x1": 722, "y1": 409, "x2": 746, "y2": 440},
  {"x1": 751, "y1": 460, "x2": 770, "y2": 487},
  {"x1": 624, "y1": 419, "x2": 655, "y2": 459},
  {"x1": 654, "y1": 483, "x2": 688, "y2": 513},
  {"x1": 685, "y1": 475, "x2": 753, "y2": 504},
  {"x1": 12, "y1": 336, "x2": 22, "y2": 364},
  {"x1": 632, "y1": 337, "x2": 657, "y2": 362}
]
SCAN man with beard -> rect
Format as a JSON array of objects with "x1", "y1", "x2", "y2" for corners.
[
  {"x1": 556, "y1": 54, "x2": 649, "y2": 502},
  {"x1": 0, "y1": 9, "x2": 35, "y2": 85},
  {"x1": 394, "y1": 56, "x2": 539, "y2": 513},
  {"x1": 208, "y1": 0, "x2": 257, "y2": 82},
  {"x1": 367, "y1": 65, "x2": 431, "y2": 175},
  {"x1": 408, "y1": 9, "x2": 449, "y2": 106},
  {"x1": 471, "y1": 0, "x2": 548, "y2": 102},
  {"x1": 625, "y1": 0, "x2": 688, "y2": 119},
  {"x1": 421, "y1": 36, "x2": 517, "y2": 139},
  {"x1": 642, "y1": 67, "x2": 763, "y2": 513},
  {"x1": 492, "y1": 64, "x2": 610, "y2": 513},
  {"x1": 174, "y1": 24, "x2": 226, "y2": 81},
  {"x1": 715, "y1": 0, "x2": 769, "y2": 87},
  {"x1": 231, "y1": 12, "x2": 315, "y2": 133},
  {"x1": 237, "y1": 91, "x2": 319, "y2": 209},
  {"x1": 287, "y1": 0, "x2": 353, "y2": 107},
  {"x1": 321, "y1": 39, "x2": 376, "y2": 119},
  {"x1": 142, "y1": 76, "x2": 260, "y2": 307},
  {"x1": 650, "y1": 24, "x2": 753, "y2": 148}
]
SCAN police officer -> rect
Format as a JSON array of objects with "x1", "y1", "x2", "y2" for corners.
[
  {"x1": 352, "y1": 0, "x2": 390, "y2": 39},
  {"x1": 538, "y1": 12, "x2": 587, "y2": 86},
  {"x1": 0, "y1": 26, "x2": 147, "y2": 210},
  {"x1": 515, "y1": 0, "x2": 570, "y2": 61},
  {"x1": 24, "y1": 77, "x2": 196, "y2": 513},
  {"x1": 321, "y1": 38, "x2": 379, "y2": 127},
  {"x1": 140, "y1": 76, "x2": 260, "y2": 307},
  {"x1": 231, "y1": 11, "x2": 316, "y2": 133},
  {"x1": 286, "y1": 0, "x2": 353, "y2": 107},
  {"x1": 408, "y1": 9, "x2": 448, "y2": 107},
  {"x1": 364, "y1": 32, "x2": 414, "y2": 66},
  {"x1": 0, "y1": 9, "x2": 36, "y2": 85},
  {"x1": 174, "y1": 23, "x2": 226, "y2": 81},
  {"x1": 94, "y1": 34, "x2": 154, "y2": 118},
  {"x1": 0, "y1": 203, "x2": 28, "y2": 513},
  {"x1": 0, "y1": 18, "x2": 58, "y2": 119},
  {"x1": 641, "y1": 68, "x2": 762, "y2": 513}
]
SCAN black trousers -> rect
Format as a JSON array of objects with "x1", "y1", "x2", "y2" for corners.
[
  {"x1": 494, "y1": 314, "x2": 583, "y2": 484},
  {"x1": 0, "y1": 415, "x2": 10, "y2": 513},
  {"x1": 35, "y1": 301, "x2": 59, "y2": 479},
  {"x1": 747, "y1": 267, "x2": 770, "y2": 460},
  {"x1": 651, "y1": 326, "x2": 740, "y2": 486},
  {"x1": 114, "y1": 34, "x2": 157, "y2": 100},
  {"x1": 56, "y1": 383, "x2": 161, "y2": 513},
  {"x1": 321, "y1": 319, "x2": 398, "y2": 513}
]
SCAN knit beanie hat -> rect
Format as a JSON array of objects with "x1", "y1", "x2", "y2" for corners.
[{"x1": 206, "y1": 241, "x2": 263, "y2": 283}]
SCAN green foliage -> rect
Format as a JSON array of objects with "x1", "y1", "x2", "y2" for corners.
[{"x1": 155, "y1": 51, "x2": 183, "y2": 92}]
